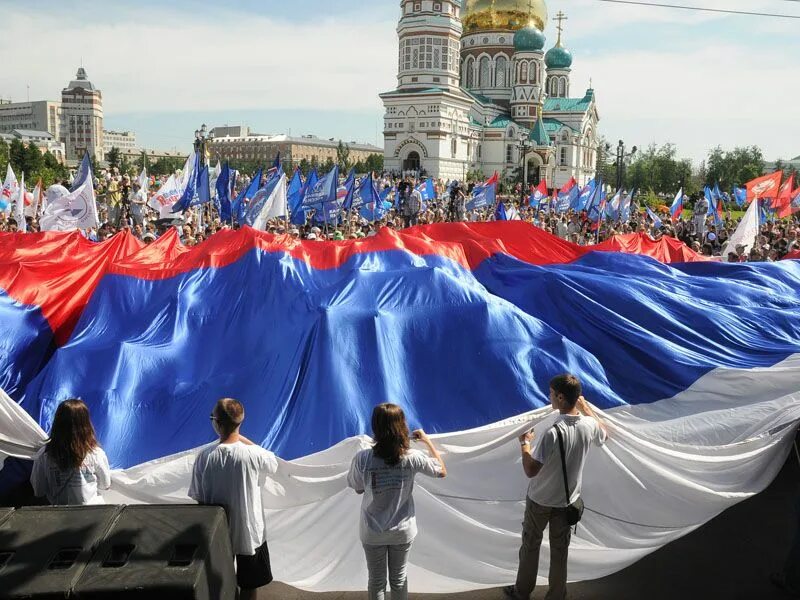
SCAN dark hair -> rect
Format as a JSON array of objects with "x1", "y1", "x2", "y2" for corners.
[
  {"x1": 549, "y1": 374, "x2": 582, "y2": 408},
  {"x1": 371, "y1": 403, "x2": 410, "y2": 466},
  {"x1": 213, "y1": 398, "x2": 244, "y2": 434},
  {"x1": 45, "y1": 399, "x2": 99, "y2": 470}
]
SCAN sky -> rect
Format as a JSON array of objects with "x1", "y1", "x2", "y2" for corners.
[{"x1": 0, "y1": 0, "x2": 798, "y2": 164}]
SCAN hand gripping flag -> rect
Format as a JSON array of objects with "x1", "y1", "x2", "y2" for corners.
[{"x1": 746, "y1": 171, "x2": 782, "y2": 203}]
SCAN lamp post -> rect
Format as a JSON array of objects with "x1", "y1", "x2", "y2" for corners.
[
  {"x1": 519, "y1": 135, "x2": 531, "y2": 204},
  {"x1": 615, "y1": 139, "x2": 637, "y2": 191},
  {"x1": 194, "y1": 123, "x2": 214, "y2": 168}
]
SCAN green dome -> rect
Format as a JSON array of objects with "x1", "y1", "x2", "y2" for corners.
[
  {"x1": 513, "y1": 26, "x2": 546, "y2": 52},
  {"x1": 545, "y1": 45, "x2": 573, "y2": 69}
]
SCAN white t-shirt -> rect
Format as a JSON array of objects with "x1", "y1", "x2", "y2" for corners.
[
  {"x1": 347, "y1": 448, "x2": 443, "y2": 545},
  {"x1": 30, "y1": 446, "x2": 111, "y2": 506},
  {"x1": 188, "y1": 441, "x2": 278, "y2": 556},
  {"x1": 527, "y1": 414, "x2": 606, "y2": 508}
]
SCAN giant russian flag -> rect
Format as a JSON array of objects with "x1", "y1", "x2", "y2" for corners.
[{"x1": 0, "y1": 223, "x2": 798, "y2": 593}]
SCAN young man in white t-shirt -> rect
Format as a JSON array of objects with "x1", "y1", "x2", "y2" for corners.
[
  {"x1": 188, "y1": 398, "x2": 278, "y2": 600},
  {"x1": 505, "y1": 374, "x2": 608, "y2": 600}
]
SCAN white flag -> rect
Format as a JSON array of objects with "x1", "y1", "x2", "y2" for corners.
[
  {"x1": 1, "y1": 164, "x2": 18, "y2": 214},
  {"x1": 721, "y1": 197, "x2": 760, "y2": 257},
  {"x1": 251, "y1": 173, "x2": 288, "y2": 231},
  {"x1": 39, "y1": 179, "x2": 99, "y2": 232},
  {"x1": 13, "y1": 172, "x2": 26, "y2": 232},
  {"x1": 147, "y1": 174, "x2": 183, "y2": 219},
  {"x1": 26, "y1": 179, "x2": 43, "y2": 218},
  {"x1": 137, "y1": 167, "x2": 149, "y2": 194}
]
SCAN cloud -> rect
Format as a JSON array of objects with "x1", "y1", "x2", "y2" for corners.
[{"x1": 0, "y1": 7, "x2": 397, "y2": 113}]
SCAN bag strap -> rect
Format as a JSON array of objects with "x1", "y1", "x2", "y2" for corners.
[{"x1": 555, "y1": 424, "x2": 572, "y2": 505}]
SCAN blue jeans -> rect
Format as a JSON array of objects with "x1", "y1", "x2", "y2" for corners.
[{"x1": 363, "y1": 542, "x2": 412, "y2": 600}]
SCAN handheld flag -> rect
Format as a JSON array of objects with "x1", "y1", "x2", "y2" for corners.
[
  {"x1": 645, "y1": 205, "x2": 663, "y2": 229},
  {"x1": 70, "y1": 152, "x2": 92, "y2": 193},
  {"x1": 40, "y1": 178, "x2": 99, "y2": 231},
  {"x1": 576, "y1": 179, "x2": 596, "y2": 212},
  {"x1": 529, "y1": 180, "x2": 548, "y2": 208},
  {"x1": 13, "y1": 173, "x2": 26, "y2": 232},
  {"x1": 722, "y1": 198, "x2": 760, "y2": 256},
  {"x1": 746, "y1": 172, "x2": 782, "y2": 203},
  {"x1": 495, "y1": 201, "x2": 508, "y2": 221},
  {"x1": 733, "y1": 187, "x2": 747, "y2": 207},
  {"x1": 0, "y1": 165, "x2": 19, "y2": 213},
  {"x1": 245, "y1": 172, "x2": 288, "y2": 230},
  {"x1": 670, "y1": 188, "x2": 684, "y2": 222},
  {"x1": 467, "y1": 173, "x2": 498, "y2": 211},
  {"x1": 216, "y1": 163, "x2": 232, "y2": 222},
  {"x1": 288, "y1": 168, "x2": 306, "y2": 225},
  {"x1": 776, "y1": 175, "x2": 796, "y2": 219}
]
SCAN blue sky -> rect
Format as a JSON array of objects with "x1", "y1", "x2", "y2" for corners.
[{"x1": 1, "y1": 0, "x2": 798, "y2": 163}]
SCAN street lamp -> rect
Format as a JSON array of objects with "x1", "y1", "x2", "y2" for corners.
[
  {"x1": 519, "y1": 134, "x2": 531, "y2": 202},
  {"x1": 193, "y1": 123, "x2": 214, "y2": 168},
  {"x1": 615, "y1": 139, "x2": 637, "y2": 191}
]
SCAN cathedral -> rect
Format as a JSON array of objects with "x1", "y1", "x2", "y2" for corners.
[{"x1": 380, "y1": 0, "x2": 600, "y2": 189}]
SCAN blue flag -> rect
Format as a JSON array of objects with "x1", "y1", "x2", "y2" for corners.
[
  {"x1": 495, "y1": 201, "x2": 508, "y2": 221},
  {"x1": 416, "y1": 179, "x2": 435, "y2": 202},
  {"x1": 232, "y1": 168, "x2": 262, "y2": 224},
  {"x1": 645, "y1": 205, "x2": 663, "y2": 229},
  {"x1": 172, "y1": 153, "x2": 201, "y2": 213},
  {"x1": 577, "y1": 180, "x2": 596, "y2": 211},
  {"x1": 341, "y1": 168, "x2": 357, "y2": 211},
  {"x1": 303, "y1": 165, "x2": 339, "y2": 208},
  {"x1": 196, "y1": 164, "x2": 211, "y2": 206},
  {"x1": 70, "y1": 152, "x2": 92, "y2": 192},
  {"x1": 243, "y1": 173, "x2": 284, "y2": 227},
  {"x1": 288, "y1": 168, "x2": 306, "y2": 226},
  {"x1": 216, "y1": 163, "x2": 232, "y2": 222},
  {"x1": 734, "y1": 187, "x2": 747, "y2": 207},
  {"x1": 556, "y1": 187, "x2": 578, "y2": 214},
  {"x1": 467, "y1": 175, "x2": 498, "y2": 211}
]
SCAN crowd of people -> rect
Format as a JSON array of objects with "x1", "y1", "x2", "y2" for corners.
[{"x1": 2, "y1": 167, "x2": 799, "y2": 263}]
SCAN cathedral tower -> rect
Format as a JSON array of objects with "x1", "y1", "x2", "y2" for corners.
[
  {"x1": 510, "y1": 24, "x2": 546, "y2": 129},
  {"x1": 545, "y1": 11, "x2": 573, "y2": 98}
]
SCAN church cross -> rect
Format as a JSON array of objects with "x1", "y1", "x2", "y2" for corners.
[{"x1": 554, "y1": 11, "x2": 568, "y2": 46}]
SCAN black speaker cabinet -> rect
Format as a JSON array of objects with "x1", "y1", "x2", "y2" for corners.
[
  {"x1": 72, "y1": 505, "x2": 236, "y2": 600},
  {"x1": 0, "y1": 505, "x2": 121, "y2": 599}
]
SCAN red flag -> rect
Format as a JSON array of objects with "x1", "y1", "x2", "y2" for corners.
[
  {"x1": 775, "y1": 174, "x2": 795, "y2": 218},
  {"x1": 558, "y1": 177, "x2": 577, "y2": 195},
  {"x1": 485, "y1": 172, "x2": 499, "y2": 187},
  {"x1": 745, "y1": 171, "x2": 782, "y2": 203}
]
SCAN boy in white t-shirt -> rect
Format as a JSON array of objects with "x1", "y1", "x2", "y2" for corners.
[
  {"x1": 505, "y1": 374, "x2": 608, "y2": 600},
  {"x1": 188, "y1": 398, "x2": 277, "y2": 600}
]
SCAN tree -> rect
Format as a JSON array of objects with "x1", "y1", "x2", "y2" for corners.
[
  {"x1": 9, "y1": 138, "x2": 25, "y2": 171},
  {"x1": 135, "y1": 151, "x2": 149, "y2": 173},
  {"x1": 705, "y1": 145, "x2": 764, "y2": 189},
  {"x1": 106, "y1": 146, "x2": 121, "y2": 171},
  {"x1": 22, "y1": 143, "x2": 44, "y2": 175},
  {"x1": 322, "y1": 157, "x2": 335, "y2": 173},
  {"x1": 595, "y1": 137, "x2": 615, "y2": 185},
  {"x1": 624, "y1": 143, "x2": 693, "y2": 196},
  {"x1": 336, "y1": 141, "x2": 351, "y2": 171},
  {"x1": 298, "y1": 158, "x2": 310, "y2": 177},
  {"x1": 0, "y1": 137, "x2": 8, "y2": 175},
  {"x1": 364, "y1": 153, "x2": 384, "y2": 174}
]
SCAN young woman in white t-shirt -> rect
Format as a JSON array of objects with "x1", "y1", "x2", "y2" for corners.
[
  {"x1": 347, "y1": 403, "x2": 447, "y2": 600},
  {"x1": 30, "y1": 399, "x2": 111, "y2": 505}
]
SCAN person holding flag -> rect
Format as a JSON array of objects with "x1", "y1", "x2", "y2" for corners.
[{"x1": 670, "y1": 188, "x2": 684, "y2": 222}]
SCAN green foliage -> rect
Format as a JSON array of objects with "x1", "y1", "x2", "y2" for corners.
[
  {"x1": 0, "y1": 138, "x2": 68, "y2": 187},
  {"x1": 336, "y1": 141, "x2": 351, "y2": 171},
  {"x1": 363, "y1": 153, "x2": 384, "y2": 174},
  {"x1": 106, "y1": 146, "x2": 121, "y2": 171},
  {"x1": 136, "y1": 151, "x2": 149, "y2": 173},
  {"x1": 595, "y1": 137, "x2": 616, "y2": 185},
  {"x1": 624, "y1": 143, "x2": 694, "y2": 195},
  {"x1": 705, "y1": 146, "x2": 764, "y2": 188},
  {"x1": 149, "y1": 156, "x2": 186, "y2": 177}
]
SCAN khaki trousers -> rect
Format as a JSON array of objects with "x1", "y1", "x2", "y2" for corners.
[{"x1": 514, "y1": 498, "x2": 572, "y2": 600}]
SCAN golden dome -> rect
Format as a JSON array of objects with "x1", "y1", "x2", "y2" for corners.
[{"x1": 463, "y1": 0, "x2": 548, "y2": 33}]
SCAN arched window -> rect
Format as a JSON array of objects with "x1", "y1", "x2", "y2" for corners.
[
  {"x1": 520, "y1": 61, "x2": 529, "y2": 83},
  {"x1": 529, "y1": 61, "x2": 537, "y2": 84},
  {"x1": 558, "y1": 78, "x2": 566, "y2": 97},
  {"x1": 496, "y1": 56, "x2": 508, "y2": 88},
  {"x1": 479, "y1": 56, "x2": 491, "y2": 88},
  {"x1": 465, "y1": 57, "x2": 475, "y2": 88}
]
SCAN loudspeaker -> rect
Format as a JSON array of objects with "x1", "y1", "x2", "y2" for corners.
[
  {"x1": 72, "y1": 505, "x2": 236, "y2": 600},
  {"x1": 0, "y1": 505, "x2": 121, "y2": 599}
]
